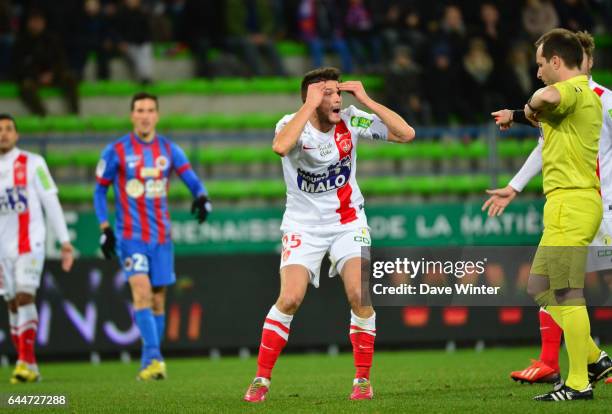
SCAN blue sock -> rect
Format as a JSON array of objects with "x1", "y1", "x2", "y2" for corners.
[
  {"x1": 134, "y1": 308, "x2": 161, "y2": 368},
  {"x1": 154, "y1": 314, "x2": 166, "y2": 344}
]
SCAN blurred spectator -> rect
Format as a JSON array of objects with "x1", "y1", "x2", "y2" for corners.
[
  {"x1": 379, "y1": 3, "x2": 403, "y2": 59},
  {"x1": 398, "y1": 7, "x2": 428, "y2": 66},
  {"x1": 555, "y1": 0, "x2": 594, "y2": 32},
  {"x1": 69, "y1": 0, "x2": 114, "y2": 81},
  {"x1": 11, "y1": 10, "x2": 79, "y2": 116},
  {"x1": 225, "y1": 0, "x2": 287, "y2": 77},
  {"x1": 459, "y1": 37, "x2": 498, "y2": 122},
  {"x1": 475, "y1": 2, "x2": 508, "y2": 70},
  {"x1": 435, "y1": 4, "x2": 468, "y2": 66},
  {"x1": 424, "y1": 44, "x2": 459, "y2": 124},
  {"x1": 384, "y1": 45, "x2": 432, "y2": 125},
  {"x1": 344, "y1": 0, "x2": 382, "y2": 73},
  {"x1": 298, "y1": 0, "x2": 353, "y2": 74},
  {"x1": 501, "y1": 44, "x2": 536, "y2": 109},
  {"x1": 0, "y1": 0, "x2": 14, "y2": 79},
  {"x1": 113, "y1": 0, "x2": 154, "y2": 83},
  {"x1": 522, "y1": 0, "x2": 559, "y2": 40},
  {"x1": 178, "y1": 0, "x2": 226, "y2": 77}
]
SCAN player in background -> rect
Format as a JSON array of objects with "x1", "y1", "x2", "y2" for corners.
[
  {"x1": 484, "y1": 30, "x2": 612, "y2": 387},
  {"x1": 0, "y1": 114, "x2": 74, "y2": 384},
  {"x1": 243, "y1": 67, "x2": 415, "y2": 402},
  {"x1": 94, "y1": 93, "x2": 211, "y2": 381}
]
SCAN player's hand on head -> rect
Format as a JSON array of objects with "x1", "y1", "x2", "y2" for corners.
[
  {"x1": 191, "y1": 195, "x2": 212, "y2": 224},
  {"x1": 339, "y1": 81, "x2": 369, "y2": 104},
  {"x1": 481, "y1": 186, "x2": 517, "y2": 217},
  {"x1": 491, "y1": 109, "x2": 513, "y2": 131},
  {"x1": 99, "y1": 227, "x2": 116, "y2": 260},
  {"x1": 305, "y1": 81, "x2": 326, "y2": 107}
]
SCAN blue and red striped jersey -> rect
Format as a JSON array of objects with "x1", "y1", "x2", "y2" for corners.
[{"x1": 93, "y1": 133, "x2": 206, "y2": 244}]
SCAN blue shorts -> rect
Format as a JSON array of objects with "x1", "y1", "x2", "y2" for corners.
[{"x1": 117, "y1": 240, "x2": 176, "y2": 287}]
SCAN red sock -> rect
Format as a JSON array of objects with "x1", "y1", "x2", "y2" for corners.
[
  {"x1": 350, "y1": 311, "x2": 376, "y2": 379},
  {"x1": 256, "y1": 306, "x2": 292, "y2": 379},
  {"x1": 19, "y1": 327, "x2": 37, "y2": 364},
  {"x1": 17, "y1": 304, "x2": 38, "y2": 365},
  {"x1": 538, "y1": 308, "x2": 562, "y2": 372}
]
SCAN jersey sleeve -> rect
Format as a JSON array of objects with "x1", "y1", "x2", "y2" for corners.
[
  {"x1": 32, "y1": 155, "x2": 58, "y2": 196},
  {"x1": 274, "y1": 113, "x2": 302, "y2": 156},
  {"x1": 171, "y1": 142, "x2": 207, "y2": 198},
  {"x1": 93, "y1": 144, "x2": 118, "y2": 224},
  {"x1": 32, "y1": 156, "x2": 70, "y2": 244},
  {"x1": 550, "y1": 81, "x2": 578, "y2": 116},
  {"x1": 95, "y1": 144, "x2": 119, "y2": 187},
  {"x1": 508, "y1": 137, "x2": 543, "y2": 192},
  {"x1": 345, "y1": 105, "x2": 388, "y2": 141}
]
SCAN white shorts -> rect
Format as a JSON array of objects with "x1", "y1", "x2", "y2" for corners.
[
  {"x1": 0, "y1": 252, "x2": 45, "y2": 298},
  {"x1": 587, "y1": 216, "x2": 612, "y2": 272},
  {"x1": 279, "y1": 225, "x2": 371, "y2": 288}
]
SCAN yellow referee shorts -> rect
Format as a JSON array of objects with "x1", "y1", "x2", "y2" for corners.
[{"x1": 531, "y1": 189, "x2": 602, "y2": 289}]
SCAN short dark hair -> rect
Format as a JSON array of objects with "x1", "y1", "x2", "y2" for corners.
[
  {"x1": 0, "y1": 113, "x2": 17, "y2": 131},
  {"x1": 575, "y1": 30, "x2": 595, "y2": 60},
  {"x1": 300, "y1": 67, "x2": 341, "y2": 102},
  {"x1": 130, "y1": 92, "x2": 159, "y2": 111},
  {"x1": 535, "y1": 28, "x2": 583, "y2": 69}
]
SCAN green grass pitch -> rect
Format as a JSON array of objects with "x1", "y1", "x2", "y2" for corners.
[{"x1": 0, "y1": 347, "x2": 609, "y2": 413}]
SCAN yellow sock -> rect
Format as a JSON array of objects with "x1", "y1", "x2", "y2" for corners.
[
  {"x1": 545, "y1": 305, "x2": 563, "y2": 328},
  {"x1": 587, "y1": 336, "x2": 601, "y2": 364},
  {"x1": 561, "y1": 305, "x2": 590, "y2": 391}
]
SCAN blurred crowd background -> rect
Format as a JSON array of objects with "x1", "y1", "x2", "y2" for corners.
[{"x1": 1, "y1": 0, "x2": 611, "y2": 123}]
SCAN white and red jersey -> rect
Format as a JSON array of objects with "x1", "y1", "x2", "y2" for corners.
[
  {"x1": 278, "y1": 105, "x2": 389, "y2": 229},
  {"x1": 591, "y1": 79, "x2": 612, "y2": 216},
  {"x1": 0, "y1": 148, "x2": 69, "y2": 259}
]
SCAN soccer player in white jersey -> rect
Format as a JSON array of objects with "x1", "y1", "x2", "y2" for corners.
[
  {"x1": 243, "y1": 67, "x2": 415, "y2": 402},
  {"x1": 483, "y1": 31, "x2": 612, "y2": 386},
  {"x1": 0, "y1": 114, "x2": 74, "y2": 384}
]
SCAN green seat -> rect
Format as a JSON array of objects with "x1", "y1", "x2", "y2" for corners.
[
  {"x1": 72, "y1": 151, "x2": 100, "y2": 168},
  {"x1": 45, "y1": 152, "x2": 74, "y2": 168},
  {"x1": 498, "y1": 140, "x2": 522, "y2": 158},
  {"x1": 195, "y1": 147, "x2": 230, "y2": 165},
  {"x1": 466, "y1": 141, "x2": 488, "y2": 159}
]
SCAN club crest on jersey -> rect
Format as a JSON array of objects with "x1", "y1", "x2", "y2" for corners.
[
  {"x1": 155, "y1": 155, "x2": 169, "y2": 170},
  {"x1": 297, "y1": 156, "x2": 351, "y2": 193}
]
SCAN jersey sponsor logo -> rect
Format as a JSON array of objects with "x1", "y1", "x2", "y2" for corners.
[
  {"x1": 96, "y1": 159, "x2": 106, "y2": 178},
  {"x1": 35, "y1": 166, "x2": 53, "y2": 191},
  {"x1": 144, "y1": 178, "x2": 168, "y2": 198},
  {"x1": 350, "y1": 116, "x2": 372, "y2": 129},
  {"x1": 126, "y1": 179, "x2": 145, "y2": 198},
  {"x1": 353, "y1": 227, "x2": 371, "y2": 245},
  {"x1": 125, "y1": 178, "x2": 168, "y2": 199},
  {"x1": 140, "y1": 167, "x2": 161, "y2": 178},
  {"x1": 319, "y1": 142, "x2": 334, "y2": 157},
  {"x1": 0, "y1": 187, "x2": 28, "y2": 214},
  {"x1": 297, "y1": 156, "x2": 351, "y2": 193},
  {"x1": 155, "y1": 155, "x2": 169, "y2": 170}
]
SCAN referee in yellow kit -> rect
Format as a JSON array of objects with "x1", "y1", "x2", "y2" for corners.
[{"x1": 524, "y1": 28, "x2": 606, "y2": 401}]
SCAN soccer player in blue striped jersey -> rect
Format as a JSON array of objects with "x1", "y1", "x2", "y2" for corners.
[{"x1": 93, "y1": 92, "x2": 211, "y2": 380}]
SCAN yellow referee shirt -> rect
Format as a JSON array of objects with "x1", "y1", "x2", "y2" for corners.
[{"x1": 540, "y1": 75, "x2": 602, "y2": 195}]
